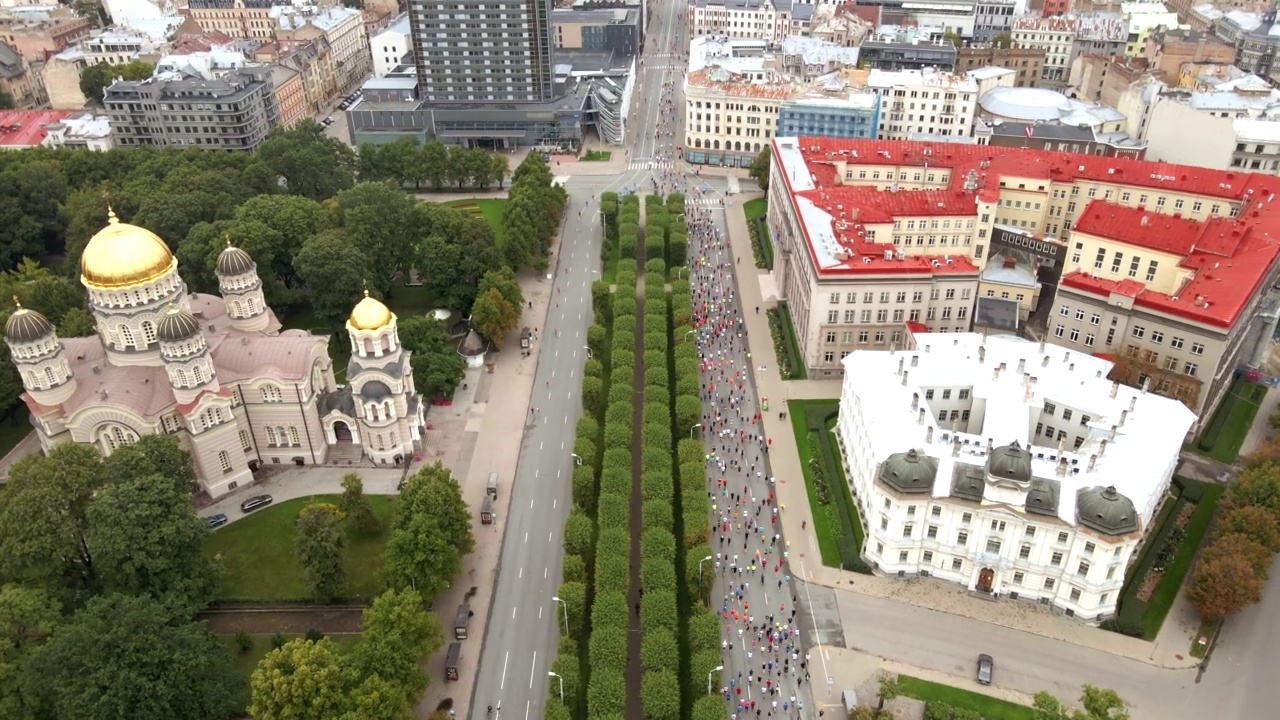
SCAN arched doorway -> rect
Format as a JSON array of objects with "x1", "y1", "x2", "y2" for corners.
[
  {"x1": 976, "y1": 567, "x2": 995, "y2": 594},
  {"x1": 333, "y1": 421, "x2": 352, "y2": 442}
]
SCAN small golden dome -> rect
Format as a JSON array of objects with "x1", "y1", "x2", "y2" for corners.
[
  {"x1": 80, "y1": 209, "x2": 177, "y2": 289},
  {"x1": 349, "y1": 290, "x2": 393, "y2": 331}
]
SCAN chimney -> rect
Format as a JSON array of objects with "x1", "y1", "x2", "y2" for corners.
[
  {"x1": 1141, "y1": 216, "x2": 1149, "y2": 227},
  {"x1": 1042, "y1": 355, "x2": 1050, "y2": 368},
  {"x1": 1017, "y1": 358, "x2": 1026, "y2": 374},
  {"x1": 926, "y1": 426, "x2": 934, "y2": 443},
  {"x1": 1056, "y1": 456, "x2": 1068, "y2": 476},
  {"x1": 987, "y1": 438, "x2": 994, "y2": 454},
  {"x1": 1109, "y1": 425, "x2": 1118, "y2": 440},
  {"x1": 994, "y1": 365, "x2": 1001, "y2": 381},
  {"x1": 953, "y1": 434, "x2": 962, "y2": 457},
  {"x1": 898, "y1": 357, "x2": 905, "y2": 375},
  {"x1": 911, "y1": 354, "x2": 919, "y2": 367},
  {"x1": 1141, "y1": 376, "x2": 1150, "y2": 394},
  {"x1": 918, "y1": 408, "x2": 926, "y2": 425},
  {"x1": 1069, "y1": 363, "x2": 1075, "y2": 371},
  {"x1": 1088, "y1": 454, "x2": 1098, "y2": 472},
  {"x1": 1003, "y1": 255, "x2": 1018, "y2": 269},
  {"x1": 1100, "y1": 438, "x2": 1108, "y2": 455},
  {"x1": 1096, "y1": 370, "x2": 1103, "y2": 379},
  {"x1": 1039, "y1": 339, "x2": 1046, "y2": 354},
  {"x1": 1063, "y1": 351, "x2": 1070, "y2": 363},
  {"x1": 1024, "y1": 383, "x2": 1034, "y2": 402},
  {"x1": 1058, "y1": 436, "x2": 1066, "y2": 453},
  {"x1": 1120, "y1": 409, "x2": 1128, "y2": 426},
  {"x1": 1129, "y1": 395, "x2": 1137, "y2": 413},
  {"x1": 1110, "y1": 380, "x2": 1119, "y2": 398},
  {"x1": 978, "y1": 346, "x2": 986, "y2": 364},
  {"x1": 912, "y1": 392, "x2": 920, "y2": 410},
  {"x1": 902, "y1": 370, "x2": 910, "y2": 387}
]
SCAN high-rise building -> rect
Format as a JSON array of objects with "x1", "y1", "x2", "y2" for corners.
[{"x1": 406, "y1": 0, "x2": 554, "y2": 104}]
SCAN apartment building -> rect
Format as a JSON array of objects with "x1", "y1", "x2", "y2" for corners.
[
  {"x1": 868, "y1": 68, "x2": 980, "y2": 140},
  {"x1": 42, "y1": 110, "x2": 114, "y2": 150},
  {"x1": 0, "y1": 5, "x2": 90, "y2": 62},
  {"x1": 252, "y1": 37, "x2": 336, "y2": 115},
  {"x1": 1214, "y1": 8, "x2": 1280, "y2": 77},
  {"x1": 272, "y1": 5, "x2": 369, "y2": 94},
  {"x1": 859, "y1": 29, "x2": 958, "y2": 71},
  {"x1": 1140, "y1": 70, "x2": 1280, "y2": 172},
  {"x1": 104, "y1": 61, "x2": 281, "y2": 150},
  {"x1": 687, "y1": 0, "x2": 797, "y2": 43},
  {"x1": 768, "y1": 135, "x2": 1280, "y2": 429},
  {"x1": 1141, "y1": 28, "x2": 1235, "y2": 82},
  {"x1": 42, "y1": 29, "x2": 168, "y2": 108},
  {"x1": 1011, "y1": 15, "x2": 1079, "y2": 83},
  {"x1": 973, "y1": 0, "x2": 1020, "y2": 43},
  {"x1": 836, "y1": 333, "x2": 1195, "y2": 621},
  {"x1": 183, "y1": 0, "x2": 295, "y2": 40},
  {"x1": 552, "y1": 7, "x2": 641, "y2": 56},
  {"x1": 777, "y1": 91, "x2": 880, "y2": 139},
  {"x1": 271, "y1": 63, "x2": 307, "y2": 127},
  {"x1": 0, "y1": 39, "x2": 40, "y2": 108},
  {"x1": 957, "y1": 44, "x2": 1047, "y2": 87},
  {"x1": 369, "y1": 13, "x2": 409, "y2": 77}
]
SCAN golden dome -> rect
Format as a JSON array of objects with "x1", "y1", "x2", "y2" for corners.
[
  {"x1": 349, "y1": 290, "x2": 393, "y2": 330},
  {"x1": 80, "y1": 209, "x2": 177, "y2": 289}
]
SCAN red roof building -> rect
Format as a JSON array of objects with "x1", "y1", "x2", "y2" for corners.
[
  {"x1": 767, "y1": 136, "x2": 1280, "y2": 424},
  {"x1": 0, "y1": 109, "x2": 76, "y2": 150}
]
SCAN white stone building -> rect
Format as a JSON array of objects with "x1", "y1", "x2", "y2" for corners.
[
  {"x1": 867, "y1": 68, "x2": 980, "y2": 140},
  {"x1": 836, "y1": 333, "x2": 1196, "y2": 621},
  {"x1": 41, "y1": 111, "x2": 113, "y2": 150},
  {"x1": 4, "y1": 212, "x2": 425, "y2": 498},
  {"x1": 369, "y1": 12, "x2": 409, "y2": 77},
  {"x1": 1011, "y1": 15, "x2": 1078, "y2": 84}
]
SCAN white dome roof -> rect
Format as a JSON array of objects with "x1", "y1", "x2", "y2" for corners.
[{"x1": 979, "y1": 86, "x2": 1071, "y2": 121}]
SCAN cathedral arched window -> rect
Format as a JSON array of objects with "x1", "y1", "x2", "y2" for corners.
[
  {"x1": 118, "y1": 324, "x2": 135, "y2": 348},
  {"x1": 247, "y1": 297, "x2": 258, "y2": 315},
  {"x1": 193, "y1": 365, "x2": 205, "y2": 384},
  {"x1": 231, "y1": 300, "x2": 243, "y2": 318},
  {"x1": 176, "y1": 368, "x2": 188, "y2": 386},
  {"x1": 288, "y1": 426, "x2": 300, "y2": 446},
  {"x1": 98, "y1": 423, "x2": 138, "y2": 454},
  {"x1": 44, "y1": 367, "x2": 56, "y2": 387},
  {"x1": 261, "y1": 384, "x2": 282, "y2": 403},
  {"x1": 266, "y1": 426, "x2": 278, "y2": 446},
  {"x1": 25, "y1": 371, "x2": 38, "y2": 389},
  {"x1": 141, "y1": 321, "x2": 156, "y2": 344},
  {"x1": 218, "y1": 451, "x2": 232, "y2": 473}
]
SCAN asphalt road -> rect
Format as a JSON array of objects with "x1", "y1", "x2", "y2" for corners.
[{"x1": 467, "y1": 4, "x2": 690, "y2": 720}]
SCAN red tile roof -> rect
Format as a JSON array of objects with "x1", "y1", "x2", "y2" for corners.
[
  {"x1": 0, "y1": 110, "x2": 75, "y2": 149},
  {"x1": 777, "y1": 137, "x2": 1280, "y2": 328}
]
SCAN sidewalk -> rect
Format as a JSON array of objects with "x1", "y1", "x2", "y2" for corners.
[{"x1": 720, "y1": 192, "x2": 1201, "y2": 672}]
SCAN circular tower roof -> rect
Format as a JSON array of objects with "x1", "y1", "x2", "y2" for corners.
[
  {"x1": 1077, "y1": 485, "x2": 1140, "y2": 535},
  {"x1": 987, "y1": 440, "x2": 1033, "y2": 484},
  {"x1": 215, "y1": 239, "x2": 256, "y2": 276},
  {"x1": 81, "y1": 209, "x2": 176, "y2": 290},
  {"x1": 349, "y1": 290, "x2": 393, "y2": 331},
  {"x1": 156, "y1": 304, "x2": 201, "y2": 342},
  {"x1": 879, "y1": 448, "x2": 939, "y2": 493},
  {"x1": 4, "y1": 301, "x2": 54, "y2": 343}
]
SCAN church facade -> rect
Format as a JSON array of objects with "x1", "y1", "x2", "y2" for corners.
[{"x1": 3, "y1": 211, "x2": 425, "y2": 498}]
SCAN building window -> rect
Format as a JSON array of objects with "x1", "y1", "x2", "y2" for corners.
[
  {"x1": 827, "y1": 310, "x2": 838, "y2": 323},
  {"x1": 902, "y1": 523, "x2": 914, "y2": 539},
  {"x1": 951, "y1": 558, "x2": 963, "y2": 572},
  {"x1": 957, "y1": 530, "x2": 969, "y2": 545},
  {"x1": 1184, "y1": 362, "x2": 1198, "y2": 377},
  {"x1": 1057, "y1": 531, "x2": 1069, "y2": 544},
  {"x1": 986, "y1": 538, "x2": 1002, "y2": 554},
  {"x1": 899, "y1": 550, "x2": 909, "y2": 563},
  {"x1": 1051, "y1": 552, "x2": 1063, "y2": 566},
  {"x1": 927, "y1": 525, "x2": 938, "y2": 539},
  {"x1": 1150, "y1": 331, "x2": 1164, "y2": 344},
  {"x1": 1019, "y1": 544, "x2": 1031, "y2": 559},
  {"x1": 218, "y1": 450, "x2": 232, "y2": 473},
  {"x1": 1044, "y1": 578, "x2": 1056, "y2": 590},
  {"x1": 962, "y1": 512, "x2": 972, "y2": 524},
  {"x1": 266, "y1": 427, "x2": 277, "y2": 446},
  {"x1": 1131, "y1": 325, "x2": 1145, "y2": 339},
  {"x1": 923, "y1": 550, "x2": 933, "y2": 563},
  {"x1": 1077, "y1": 561, "x2": 1090, "y2": 577},
  {"x1": 239, "y1": 430, "x2": 252, "y2": 450},
  {"x1": 931, "y1": 506, "x2": 942, "y2": 518},
  {"x1": 1090, "y1": 313, "x2": 1100, "y2": 325},
  {"x1": 1170, "y1": 336, "x2": 1184, "y2": 350},
  {"x1": 1191, "y1": 342, "x2": 1205, "y2": 356},
  {"x1": 1012, "y1": 571, "x2": 1024, "y2": 585},
  {"x1": 1084, "y1": 541, "x2": 1096, "y2": 556}
]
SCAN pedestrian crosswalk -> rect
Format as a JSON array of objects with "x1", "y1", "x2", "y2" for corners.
[
  {"x1": 688, "y1": 197, "x2": 723, "y2": 207},
  {"x1": 628, "y1": 160, "x2": 674, "y2": 170}
]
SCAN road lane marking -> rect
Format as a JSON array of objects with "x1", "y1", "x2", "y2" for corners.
[
  {"x1": 560, "y1": 441, "x2": 565, "y2": 449},
  {"x1": 529, "y1": 651, "x2": 537, "y2": 689},
  {"x1": 557, "y1": 469, "x2": 561, "y2": 478},
  {"x1": 539, "y1": 606, "x2": 543, "y2": 619},
  {"x1": 519, "y1": 567, "x2": 523, "y2": 578},
  {"x1": 553, "y1": 498, "x2": 557, "y2": 508},
  {"x1": 544, "y1": 567, "x2": 548, "y2": 579},
  {"x1": 501, "y1": 651, "x2": 509, "y2": 690},
  {"x1": 530, "y1": 499, "x2": 535, "y2": 508},
  {"x1": 513, "y1": 606, "x2": 517, "y2": 619},
  {"x1": 535, "y1": 469, "x2": 539, "y2": 478},
  {"x1": 540, "y1": 442, "x2": 544, "y2": 450},
  {"x1": 525, "y1": 700, "x2": 531, "y2": 720},
  {"x1": 548, "y1": 531, "x2": 553, "y2": 542},
  {"x1": 524, "y1": 532, "x2": 529, "y2": 542}
]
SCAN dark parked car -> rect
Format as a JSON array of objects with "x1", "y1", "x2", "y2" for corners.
[
  {"x1": 240, "y1": 495, "x2": 273, "y2": 513},
  {"x1": 976, "y1": 654, "x2": 994, "y2": 685},
  {"x1": 206, "y1": 513, "x2": 229, "y2": 528}
]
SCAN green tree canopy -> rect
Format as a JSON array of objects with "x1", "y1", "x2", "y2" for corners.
[
  {"x1": 347, "y1": 588, "x2": 444, "y2": 707},
  {"x1": 293, "y1": 229, "x2": 368, "y2": 325},
  {"x1": 471, "y1": 286, "x2": 519, "y2": 348},
  {"x1": 384, "y1": 463, "x2": 474, "y2": 599},
  {"x1": 295, "y1": 503, "x2": 347, "y2": 598},
  {"x1": 23, "y1": 593, "x2": 238, "y2": 720},
  {"x1": 257, "y1": 121, "x2": 356, "y2": 201},
  {"x1": 79, "y1": 60, "x2": 154, "y2": 104},
  {"x1": 250, "y1": 637, "x2": 352, "y2": 720},
  {"x1": 340, "y1": 472, "x2": 381, "y2": 535},
  {"x1": 0, "y1": 584, "x2": 61, "y2": 718},
  {"x1": 398, "y1": 315, "x2": 466, "y2": 400},
  {"x1": 748, "y1": 146, "x2": 771, "y2": 191}
]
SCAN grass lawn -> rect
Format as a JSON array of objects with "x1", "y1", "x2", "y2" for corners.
[
  {"x1": 773, "y1": 303, "x2": 807, "y2": 380},
  {"x1": 897, "y1": 675, "x2": 1035, "y2": 720},
  {"x1": 386, "y1": 284, "x2": 438, "y2": 319},
  {"x1": 1190, "y1": 616, "x2": 1220, "y2": 658},
  {"x1": 0, "y1": 408, "x2": 32, "y2": 459},
  {"x1": 582, "y1": 149, "x2": 612, "y2": 161},
  {"x1": 1191, "y1": 378, "x2": 1266, "y2": 463},
  {"x1": 219, "y1": 633, "x2": 361, "y2": 714},
  {"x1": 743, "y1": 198, "x2": 767, "y2": 222},
  {"x1": 788, "y1": 400, "x2": 841, "y2": 567},
  {"x1": 1141, "y1": 481, "x2": 1224, "y2": 639},
  {"x1": 204, "y1": 495, "x2": 398, "y2": 601},
  {"x1": 446, "y1": 198, "x2": 508, "y2": 246}
]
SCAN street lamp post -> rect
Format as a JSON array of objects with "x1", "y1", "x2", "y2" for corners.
[
  {"x1": 548, "y1": 671, "x2": 564, "y2": 704},
  {"x1": 707, "y1": 665, "x2": 724, "y2": 695},
  {"x1": 690, "y1": 423, "x2": 702, "y2": 439},
  {"x1": 698, "y1": 554, "x2": 713, "y2": 582},
  {"x1": 570, "y1": 453, "x2": 583, "y2": 466},
  {"x1": 583, "y1": 345, "x2": 593, "y2": 359},
  {"x1": 551, "y1": 595, "x2": 570, "y2": 635}
]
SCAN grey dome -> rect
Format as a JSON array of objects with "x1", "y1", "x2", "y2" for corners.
[
  {"x1": 216, "y1": 244, "x2": 255, "y2": 276},
  {"x1": 987, "y1": 440, "x2": 1032, "y2": 484},
  {"x1": 459, "y1": 329, "x2": 485, "y2": 357},
  {"x1": 1077, "y1": 485, "x2": 1139, "y2": 535},
  {"x1": 1026, "y1": 478, "x2": 1060, "y2": 517},
  {"x1": 157, "y1": 305, "x2": 201, "y2": 342},
  {"x1": 361, "y1": 380, "x2": 391, "y2": 400},
  {"x1": 4, "y1": 306, "x2": 54, "y2": 343},
  {"x1": 879, "y1": 449, "x2": 938, "y2": 494}
]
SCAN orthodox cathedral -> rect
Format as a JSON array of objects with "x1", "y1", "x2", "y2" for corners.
[{"x1": 3, "y1": 211, "x2": 425, "y2": 498}]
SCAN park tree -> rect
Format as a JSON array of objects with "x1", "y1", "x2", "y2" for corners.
[
  {"x1": 328, "y1": 181, "x2": 428, "y2": 296},
  {"x1": 257, "y1": 120, "x2": 356, "y2": 201},
  {"x1": 0, "y1": 584, "x2": 61, "y2": 718},
  {"x1": 477, "y1": 265, "x2": 525, "y2": 315},
  {"x1": 414, "y1": 202, "x2": 503, "y2": 311},
  {"x1": 340, "y1": 472, "x2": 381, "y2": 535},
  {"x1": 58, "y1": 307, "x2": 96, "y2": 337},
  {"x1": 250, "y1": 637, "x2": 352, "y2": 720},
  {"x1": 232, "y1": 193, "x2": 328, "y2": 286},
  {"x1": 347, "y1": 588, "x2": 444, "y2": 707},
  {"x1": 1203, "y1": 532, "x2": 1273, "y2": 579},
  {"x1": 0, "y1": 442, "x2": 106, "y2": 598},
  {"x1": 295, "y1": 503, "x2": 348, "y2": 598},
  {"x1": 398, "y1": 315, "x2": 466, "y2": 400},
  {"x1": 294, "y1": 229, "x2": 368, "y2": 324},
  {"x1": 1216, "y1": 504, "x2": 1280, "y2": 551},
  {"x1": 79, "y1": 60, "x2": 154, "y2": 104},
  {"x1": 22, "y1": 593, "x2": 238, "y2": 720},
  {"x1": 748, "y1": 146, "x2": 771, "y2": 191},
  {"x1": 384, "y1": 463, "x2": 474, "y2": 599},
  {"x1": 1223, "y1": 463, "x2": 1280, "y2": 518},
  {"x1": 0, "y1": 196, "x2": 43, "y2": 267},
  {"x1": 471, "y1": 286, "x2": 519, "y2": 348},
  {"x1": 1037, "y1": 685, "x2": 1131, "y2": 720},
  {"x1": 1187, "y1": 548, "x2": 1263, "y2": 619},
  {"x1": 876, "y1": 671, "x2": 900, "y2": 711}
]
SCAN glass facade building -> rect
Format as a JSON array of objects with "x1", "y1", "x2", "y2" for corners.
[{"x1": 777, "y1": 99, "x2": 880, "y2": 140}]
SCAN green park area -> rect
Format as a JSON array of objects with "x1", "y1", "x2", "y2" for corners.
[
  {"x1": 582, "y1": 149, "x2": 612, "y2": 161},
  {"x1": 743, "y1": 198, "x2": 773, "y2": 269},
  {"x1": 204, "y1": 494, "x2": 398, "y2": 601},
  {"x1": 446, "y1": 197, "x2": 510, "y2": 245},
  {"x1": 1190, "y1": 377, "x2": 1266, "y2": 463},
  {"x1": 897, "y1": 675, "x2": 1035, "y2": 720},
  {"x1": 788, "y1": 399, "x2": 867, "y2": 571}
]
